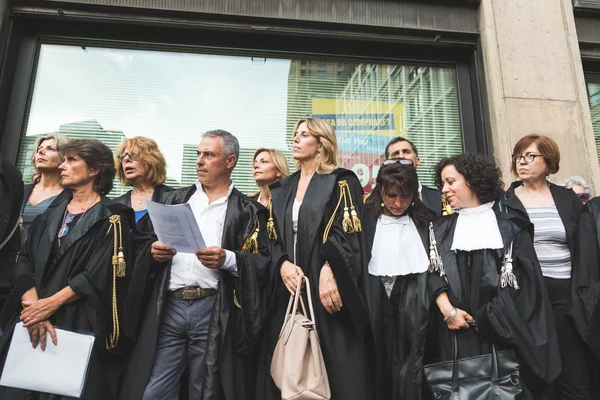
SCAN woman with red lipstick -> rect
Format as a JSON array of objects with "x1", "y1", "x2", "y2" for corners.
[
  {"x1": 21, "y1": 134, "x2": 70, "y2": 243},
  {"x1": 113, "y1": 136, "x2": 172, "y2": 224},
  {"x1": 500, "y1": 134, "x2": 591, "y2": 399},
  {"x1": 364, "y1": 159, "x2": 432, "y2": 400},
  {"x1": 425, "y1": 153, "x2": 560, "y2": 398},
  {"x1": 250, "y1": 148, "x2": 289, "y2": 207}
]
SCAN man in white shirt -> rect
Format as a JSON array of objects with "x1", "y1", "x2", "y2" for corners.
[
  {"x1": 122, "y1": 130, "x2": 288, "y2": 400},
  {"x1": 384, "y1": 136, "x2": 443, "y2": 218}
]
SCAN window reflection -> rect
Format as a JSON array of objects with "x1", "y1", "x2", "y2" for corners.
[{"x1": 18, "y1": 44, "x2": 463, "y2": 196}]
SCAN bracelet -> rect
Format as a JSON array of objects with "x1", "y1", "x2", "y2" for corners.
[{"x1": 443, "y1": 307, "x2": 457, "y2": 323}]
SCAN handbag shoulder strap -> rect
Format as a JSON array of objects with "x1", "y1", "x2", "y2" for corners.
[{"x1": 0, "y1": 216, "x2": 20, "y2": 251}]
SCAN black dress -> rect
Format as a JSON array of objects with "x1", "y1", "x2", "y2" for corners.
[
  {"x1": 256, "y1": 169, "x2": 376, "y2": 400},
  {"x1": 362, "y1": 211, "x2": 432, "y2": 400},
  {"x1": 0, "y1": 195, "x2": 135, "y2": 400},
  {"x1": 426, "y1": 211, "x2": 561, "y2": 397}
]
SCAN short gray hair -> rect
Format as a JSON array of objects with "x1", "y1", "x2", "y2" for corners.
[
  {"x1": 561, "y1": 175, "x2": 593, "y2": 196},
  {"x1": 202, "y1": 129, "x2": 240, "y2": 163}
]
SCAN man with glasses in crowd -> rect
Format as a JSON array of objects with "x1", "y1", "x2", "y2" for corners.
[{"x1": 384, "y1": 136, "x2": 443, "y2": 217}]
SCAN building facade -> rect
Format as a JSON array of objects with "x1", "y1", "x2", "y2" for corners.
[{"x1": 0, "y1": 0, "x2": 599, "y2": 195}]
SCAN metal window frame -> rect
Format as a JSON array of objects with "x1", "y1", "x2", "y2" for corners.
[{"x1": 0, "y1": 11, "x2": 486, "y2": 163}]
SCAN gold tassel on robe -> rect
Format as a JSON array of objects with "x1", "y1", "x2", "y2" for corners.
[
  {"x1": 442, "y1": 194, "x2": 454, "y2": 216},
  {"x1": 266, "y1": 194, "x2": 277, "y2": 240},
  {"x1": 105, "y1": 214, "x2": 126, "y2": 350},
  {"x1": 241, "y1": 216, "x2": 260, "y2": 254},
  {"x1": 323, "y1": 180, "x2": 363, "y2": 242}
]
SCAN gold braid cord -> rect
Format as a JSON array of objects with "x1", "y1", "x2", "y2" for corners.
[
  {"x1": 266, "y1": 194, "x2": 277, "y2": 240},
  {"x1": 105, "y1": 215, "x2": 126, "y2": 350},
  {"x1": 235, "y1": 215, "x2": 263, "y2": 309},
  {"x1": 241, "y1": 216, "x2": 260, "y2": 254},
  {"x1": 323, "y1": 180, "x2": 362, "y2": 243}
]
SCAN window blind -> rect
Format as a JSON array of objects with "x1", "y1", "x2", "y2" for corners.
[{"x1": 18, "y1": 44, "x2": 463, "y2": 196}]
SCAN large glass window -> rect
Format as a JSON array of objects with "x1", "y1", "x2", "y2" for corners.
[
  {"x1": 586, "y1": 72, "x2": 600, "y2": 161},
  {"x1": 18, "y1": 44, "x2": 464, "y2": 196}
]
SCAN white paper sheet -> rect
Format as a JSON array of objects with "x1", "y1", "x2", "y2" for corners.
[
  {"x1": 0, "y1": 322, "x2": 95, "y2": 398},
  {"x1": 145, "y1": 200, "x2": 206, "y2": 254}
]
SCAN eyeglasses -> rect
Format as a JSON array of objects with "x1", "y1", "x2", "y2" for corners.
[
  {"x1": 117, "y1": 152, "x2": 139, "y2": 162},
  {"x1": 58, "y1": 212, "x2": 75, "y2": 239},
  {"x1": 383, "y1": 158, "x2": 414, "y2": 166},
  {"x1": 578, "y1": 193, "x2": 591, "y2": 202},
  {"x1": 512, "y1": 153, "x2": 542, "y2": 164}
]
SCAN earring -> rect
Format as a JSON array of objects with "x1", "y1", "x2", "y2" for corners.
[
  {"x1": 381, "y1": 203, "x2": 385, "y2": 208},
  {"x1": 411, "y1": 202, "x2": 415, "y2": 207}
]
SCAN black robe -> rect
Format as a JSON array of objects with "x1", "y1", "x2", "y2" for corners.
[
  {"x1": 568, "y1": 197, "x2": 600, "y2": 360},
  {"x1": 421, "y1": 184, "x2": 442, "y2": 219},
  {"x1": 0, "y1": 194, "x2": 135, "y2": 400},
  {"x1": 256, "y1": 169, "x2": 376, "y2": 400},
  {"x1": 363, "y1": 211, "x2": 432, "y2": 400},
  {"x1": 120, "y1": 185, "x2": 287, "y2": 400},
  {"x1": 0, "y1": 157, "x2": 23, "y2": 311},
  {"x1": 426, "y1": 211, "x2": 561, "y2": 397}
]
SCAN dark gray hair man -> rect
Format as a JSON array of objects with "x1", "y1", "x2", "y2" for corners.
[
  {"x1": 122, "y1": 129, "x2": 288, "y2": 400},
  {"x1": 384, "y1": 136, "x2": 443, "y2": 217}
]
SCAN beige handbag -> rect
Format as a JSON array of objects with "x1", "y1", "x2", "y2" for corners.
[{"x1": 270, "y1": 276, "x2": 331, "y2": 400}]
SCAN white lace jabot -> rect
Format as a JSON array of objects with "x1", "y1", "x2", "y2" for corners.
[
  {"x1": 451, "y1": 202, "x2": 503, "y2": 251},
  {"x1": 368, "y1": 215, "x2": 429, "y2": 276}
]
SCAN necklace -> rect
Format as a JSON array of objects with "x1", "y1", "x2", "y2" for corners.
[
  {"x1": 132, "y1": 187, "x2": 153, "y2": 205},
  {"x1": 58, "y1": 198, "x2": 98, "y2": 247}
]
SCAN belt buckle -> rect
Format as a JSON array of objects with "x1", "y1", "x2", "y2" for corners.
[
  {"x1": 181, "y1": 288, "x2": 193, "y2": 300},
  {"x1": 183, "y1": 287, "x2": 202, "y2": 300}
]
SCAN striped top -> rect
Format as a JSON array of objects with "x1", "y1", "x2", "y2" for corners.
[{"x1": 526, "y1": 206, "x2": 571, "y2": 279}]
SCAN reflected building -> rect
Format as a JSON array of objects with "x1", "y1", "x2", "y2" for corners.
[{"x1": 334, "y1": 64, "x2": 463, "y2": 187}]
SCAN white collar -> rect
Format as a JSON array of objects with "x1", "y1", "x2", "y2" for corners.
[
  {"x1": 456, "y1": 201, "x2": 494, "y2": 215},
  {"x1": 451, "y1": 201, "x2": 503, "y2": 251},
  {"x1": 194, "y1": 181, "x2": 234, "y2": 204},
  {"x1": 379, "y1": 214, "x2": 410, "y2": 225},
  {"x1": 368, "y1": 215, "x2": 429, "y2": 276}
]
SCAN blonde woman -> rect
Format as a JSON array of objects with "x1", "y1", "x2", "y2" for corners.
[
  {"x1": 251, "y1": 148, "x2": 290, "y2": 207},
  {"x1": 22, "y1": 134, "x2": 70, "y2": 243},
  {"x1": 113, "y1": 136, "x2": 171, "y2": 223},
  {"x1": 257, "y1": 118, "x2": 374, "y2": 399}
]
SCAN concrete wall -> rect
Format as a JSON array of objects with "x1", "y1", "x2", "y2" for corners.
[{"x1": 479, "y1": 0, "x2": 600, "y2": 190}]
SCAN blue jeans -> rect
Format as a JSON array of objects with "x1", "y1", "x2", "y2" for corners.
[{"x1": 143, "y1": 295, "x2": 216, "y2": 400}]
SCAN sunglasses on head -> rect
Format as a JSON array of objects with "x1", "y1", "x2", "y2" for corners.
[
  {"x1": 578, "y1": 193, "x2": 591, "y2": 202},
  {"x1": 382, "y1": 158, "x2": 414, "y2": 166}
]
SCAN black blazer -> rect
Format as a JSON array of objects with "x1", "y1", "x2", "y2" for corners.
[
  {"x1": 112, "y1": 184, "x2": 172, "y2": 208},
  {"x1": 500, "y1": 181, "x2": 583, "y2": 257},
  {"x1": 421, "y1": 184, "x2": 442, "y2": 219}
]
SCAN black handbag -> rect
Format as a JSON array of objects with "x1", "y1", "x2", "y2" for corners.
[{"x1": 423, "y1": 333, "x2": 523, "y2": 399}]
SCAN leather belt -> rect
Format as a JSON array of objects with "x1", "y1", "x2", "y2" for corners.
[{"x1": 169, "y1": 286, "x2": 217, "y2": 300}]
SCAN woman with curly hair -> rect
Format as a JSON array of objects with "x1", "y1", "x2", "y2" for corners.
[
  {"x1": 425, "y1": 153, "x2": 560, "y2": 398},
  {"x1": 501, "y1": 134, "x2": 591, "y2": 399}
]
